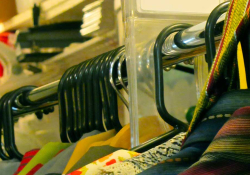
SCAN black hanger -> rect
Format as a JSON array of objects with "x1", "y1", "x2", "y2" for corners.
[
  {"x1": 58, "y1": 67, "x2": 75, "y2": 142},
  {"x1": 117, "y1": 54, "x2": 128, "y2": 93},
  {"x1": 105, "y1": 47, "x2": 124, "y2": 132},
  {"x1": 64, "y1": 65, "x2": 79, "y2": 142},
  {"x1": 0, "y1": 93, "x2": 12, "y2": 160},
  {"x1": 154, "y1": 24, "x2": 190, "y2": 130},
  {"x1": 77, "y1": 60, "x2": 92, "y2": 134},
  {"x1": 72, "y1": 61, "x2": 87, "y2": 138},
  {"x1": 71, "y1": 63, "x2": 82, "y2": 139},
  {"x1": 84, "y1": 56, "x2": 100, "y2": 131},
  {"x1": 104, "y1": 48, "x2": 122, "y2": 131},
  {"x1": 2, "y1": 86, "x2": 36, "y2": 160},
  {"x1": 93, "y1": 51, "x2": 112, "y2": 131},
  {"x1": 78, "y1": 56, "x2": 103, "y2": 133},
  {"x1": 90, "y1": 53, "x2": 106, "y2": 131},
  {"x1": 109, "y1": 48, "x2": 129, "y2": 109},
  {"x1": 205, "y1": 1, "x2": 229, "y2": 69},
  {"x1": 99, "y1": 50, "x2": 116, "y2": 130}
]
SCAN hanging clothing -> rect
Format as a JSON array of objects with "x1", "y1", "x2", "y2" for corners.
[
  {"x1": 63, "y1": 129, "x2": 116, "y2": 174},
  {"x1": 185, "y1": 0, "x2": 250, "y2": 141},
  {"x1": 0, "y1": 159, "x2": 20, "y2": 175},
  {"x1": 14, "y1": 149, "x2": 40, "y2": 175},
  {"x1": 34, "y1": 130, "x2": 101, "y2": 175},
  {"x1": 43, "y1": 146, "x2": 121, "y2": 175},
  {"x1": 180, "y1": 106, "x2": 250, "y2": 175},
  {"x1": 96, "y1": 132, "x2": 185, "y2": 175},
  {"x1": 67, "y1": 150, "x2": 139, "y2": 175},
  {"x1": 18, "y1": 142, "x2": 71, "y2": 175},
  {"x1": 64, "y1": 116, "x2": 167, "y2": 174},
  {"x1": 138, "y1": 116, "x2": 229, "y2": 175}
]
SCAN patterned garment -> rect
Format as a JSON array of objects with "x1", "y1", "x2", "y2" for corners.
[
  {"x1": 13, "y1": 149, "x2": 40, "y2": 175},
  {"x1": 137, "y1": 117, "x2": 230, "y2": 175},
  {"x1": 180, "y1": 106, "x2": 250, "y2": 174},
  {"x1": 185, "y1": 0, "x2": 250, "y2": 140},
  {"x1": 96, "y1": 132, "x2": 186, "y2": 175},
  {"x1": 67, "y1": 150, "x2": 140, "y2": 175}
]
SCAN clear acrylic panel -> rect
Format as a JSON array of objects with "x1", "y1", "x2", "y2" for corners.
[{"x1": 124, "y1": 0, "x2": 221, "y2": 147}]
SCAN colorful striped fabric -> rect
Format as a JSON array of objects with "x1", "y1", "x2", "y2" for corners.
[
  {"x1": 13, "y1": 149, "x2": 40, "y2": 175},
  {"x1": 185, "y1": 0, "x2": 250, "y2": 140},
  {"x1": 180, "y1": 106, "x2": 250, "y2": 174}
]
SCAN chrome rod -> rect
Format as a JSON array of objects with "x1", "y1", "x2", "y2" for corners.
[
  {"x1": 27, "y1": 80, "x2": 60, "y2": 102},
  {"x1": 26, "y1": 11, "x2": 227, "y2": 104},
  {"x1": 162, "y1": 13, "x2": 226, "y2": 59},
  {"x1": 26, "y1": 78, "x2": 128, "y2": 103}
]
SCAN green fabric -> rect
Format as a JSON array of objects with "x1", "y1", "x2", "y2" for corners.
[
  {"x1": 186, "y1": 106, "x2": 196, "y2": 124},
  {"x1": 18, "y1": 142, "x2": 71, "y2": 175}
]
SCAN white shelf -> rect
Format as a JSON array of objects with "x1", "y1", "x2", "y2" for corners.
[
  {"x1": 0, "y1": 31, "x2": 119, "y2": 96},
  {"x1": 0, "y1": 0, "x2": 87, "y2": 33}
]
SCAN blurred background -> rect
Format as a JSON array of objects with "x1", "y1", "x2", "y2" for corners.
[{"x1": 0, "y1": 0, "x2": 124, "y2": 154}]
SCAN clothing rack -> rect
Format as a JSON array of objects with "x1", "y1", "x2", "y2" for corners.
[{"x1": 18, "y1": 12, "x2": 226, "y2": 111}]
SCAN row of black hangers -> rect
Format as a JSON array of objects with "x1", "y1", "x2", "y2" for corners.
[
  {"x1": 0, "y1": 47, "x2": 129, "y2": 160},
  {"x1": 58, "y1": 46, "x2": 128, "y2": 143},
  {"x1": 0, "y1": 1, "x2": 230, "y2": 160}
]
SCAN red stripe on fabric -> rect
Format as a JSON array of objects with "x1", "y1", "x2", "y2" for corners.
[
  {"x1": 232, "y1": 106, "x2": 250, "y2": 117},
  {"x1": 25, "y1": 149, "x2": 40, "y2": 157},
  {"x1": 21, "y1": 157, "x2": 34, "y2": 164},
  {"x1": 0, "y1": 62, "x2": 3, "y2": 77},
  {"x1": 16, "y1": 165, "x2": 26, "y2": 170},
  {"x1": 214, "y1": 115, "x2": 250, "y2": 139},
  {"x1": 247, "y1": 0, "x2": 250, "y2": 8},
  {"x1": 27, "y1": 164, "x2": 43, "y2": 175},
  {"x1": 69, "y1": 170, "x2": 82, "y2": 175},
  {"x1": 54, "y1": 149, "x2": 64, "y2": 157},
  {"x1": 207, "y1": 33, "x2": 225, "y2": 93},
  {"x1": 207, "y1": 0, "x2": 235, "y2": 92},
  {"x1": 13, "y1": 149, "x2": 40, "y2": 174},
  {"x1": 106, "y1": 159, "x2": 117, "y2": 166}
]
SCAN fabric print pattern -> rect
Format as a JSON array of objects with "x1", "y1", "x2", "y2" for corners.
[
  {"x1": 97, "y1": 132, "x2": 186, "y2": 175},
  {"x1": 67, "y1": 150, "x2": 139, "y2": 175}
]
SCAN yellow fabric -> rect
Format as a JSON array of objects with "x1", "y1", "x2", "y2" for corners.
[
  {"x1": 87, "y1": 137, "x2": 114, "y2": 148},
  {"x1": 63, "y1": 129, "x2": 116, "y2": 174},
  {"x1": 88, "y1": 116, "x2": 167, "y2": 150},
  {"x1": 64, "y1": 116, "x2": 167, "y2": 174},
  {"x1": 110, "y1": 115, "x2": 168, "y2": 149},
  {"x1": 237, "y1": 42, "x2": 248, "y2": 89}
]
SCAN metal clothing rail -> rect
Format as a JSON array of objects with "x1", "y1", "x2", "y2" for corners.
[
  {"x1": 12, "y1": 78, "x2": 128, "y2": 117},
  {"x1": 25, "y1": 78, "x2": 128, "y2": 103},
  {"x1": 162, "y1": 13, "x2": 226, "y2": 67},
  {"x1": 23, "y1": 12, "x2": 226, "y2": 105}
]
